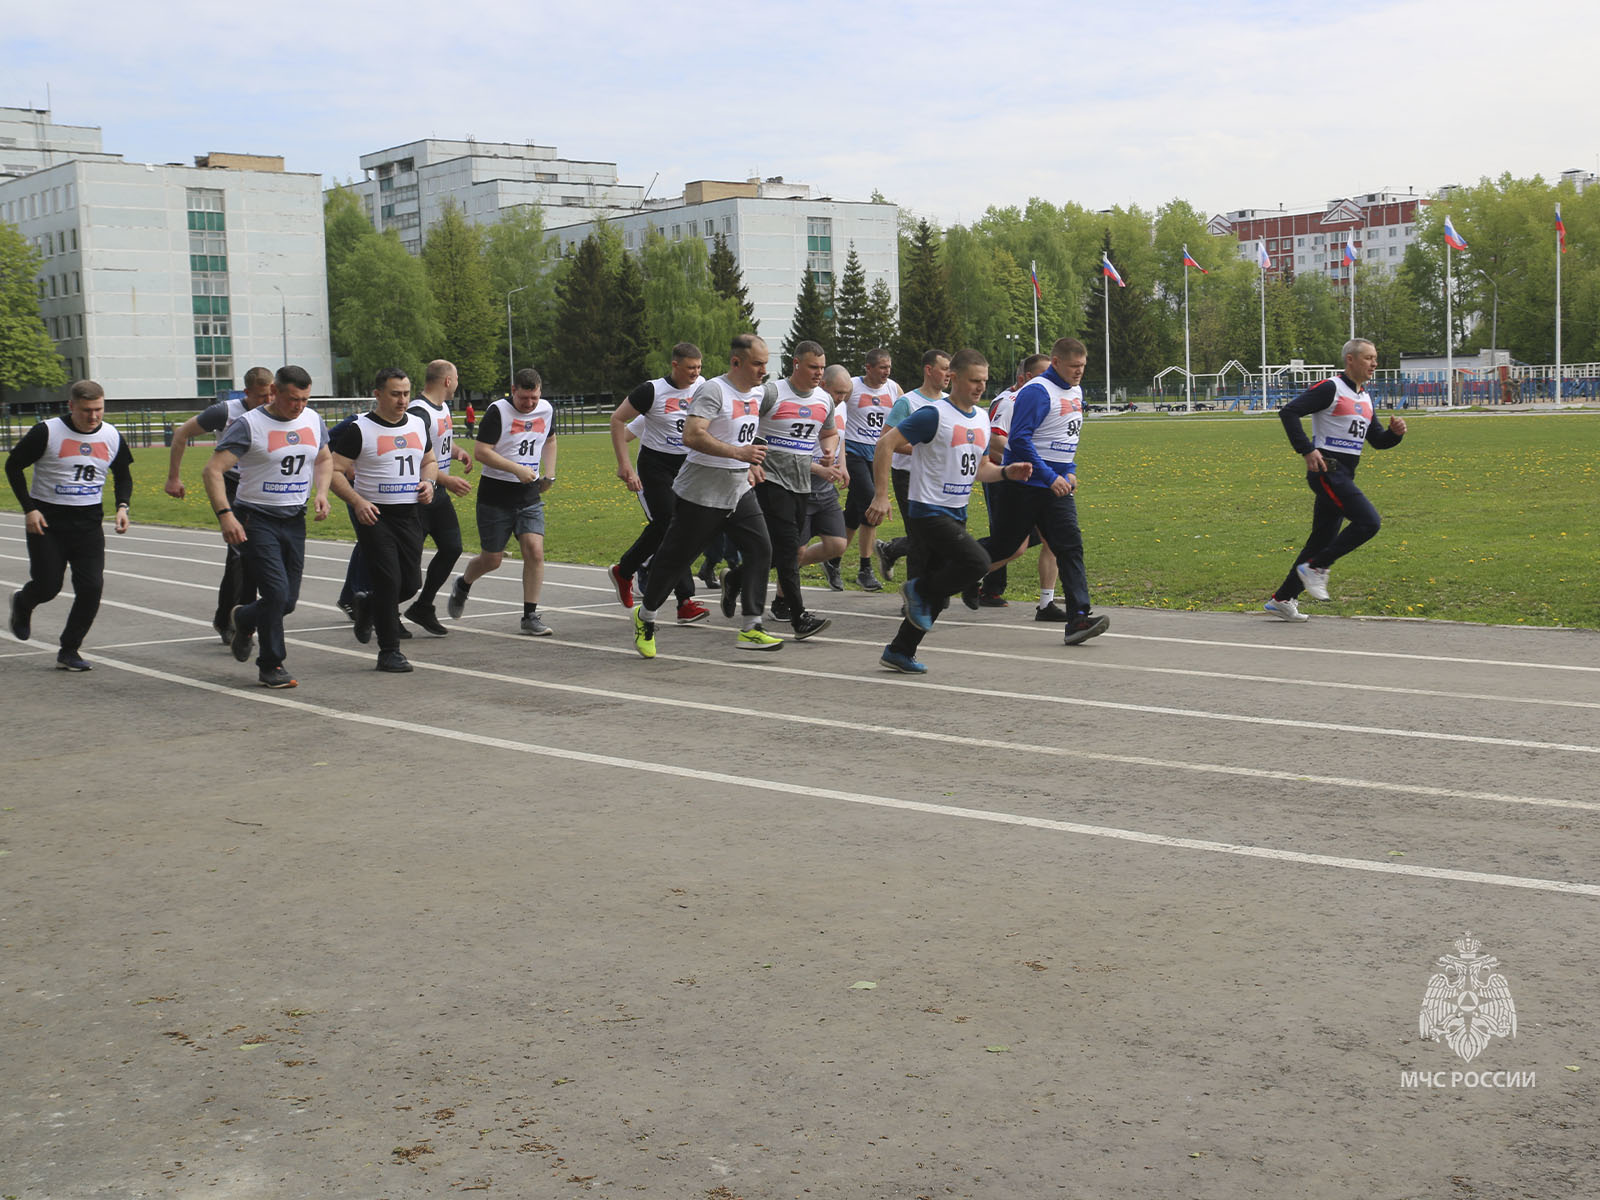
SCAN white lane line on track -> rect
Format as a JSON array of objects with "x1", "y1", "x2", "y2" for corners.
[
  {"x1": 8, "y1": 559, "x2": 1599, "y2": 757},
  {"x1": 66, "y1": 651, "x2": 1600, "y2": 900},
  {"x1": 23, "y1": 586, "x2": 1592, "y2": 818},
  {"x1": 6, "y1": 519, "x2": 1597, "y2": 674}
]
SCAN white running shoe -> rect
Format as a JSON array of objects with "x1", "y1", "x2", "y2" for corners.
[
  {"x1": 1295, "y1": 562, "x2": 1331, "y2": 601},
  {"x1": 1263, "y1": 596, "x2": 1309, "y2": 622}
]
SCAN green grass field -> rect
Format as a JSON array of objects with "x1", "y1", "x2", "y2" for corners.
[{"x1": 6, "y1": 411, "x2": 1594, "y2": 628}]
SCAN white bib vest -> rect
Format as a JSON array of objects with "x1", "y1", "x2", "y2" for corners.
[
  {"x1": 1311, "y1": 376, "x2": 1375, "y2": 455},
  {"x1": 909, "y1": 401, "x2": 990, "y2": 511},
  {"x1": 480, "y1": 396, "x2": 555, "y2": 483},
  {"x1": 757, "y1": 381, "x2": 832, "y2": 457},
  {"x1": 843, "y1": 377, "x2": 901, "y2": 447},
  {"x1": 351, "y1": 411, "x2": 430, "y2": 503},
  {"x1": 637, "y1": 378, "x2": 696, "y2": 455},
  {"x1": 684, "y1": 376, "x2": 763, "y2": 470},
  {"x1": 409, "y1": 398, "x2": 456, "y2": 476},
  {"x1": 29, "y1": 418, "x2": 123, "y2": 507},
  {"x1": 1020, "y1": 376, "x2": 1084, "y2": 466},
  {"x1": 892, "y1": 391, "x2": 944, "y2": 470},
  {"x1": 235, "y1": 408, "x2": 327, "y2": 508}
]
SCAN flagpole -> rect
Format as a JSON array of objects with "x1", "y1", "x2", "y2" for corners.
[
  {"x1": 1555, "y1": 224, "x2": 1563, "y2": 405},
  {"x1": 1103, "y1": 271, "x2": 1111, "y2": 410},
  {"x1": 1445, "y1": 241, "x2": 1454, "y2": 407},
  {"x1": 1349, "y1": 253, "x2": 1356, "y2": 340},
  {"x1": 1031, "y1": 259, "x2": 1039, "y2": 354},
  {"x1": 1259, "y1": 247, "x2": 1267, "y2": 409},
  {"x1": 1183, "y1": 251, "x2": 1193, "y2": 413}
]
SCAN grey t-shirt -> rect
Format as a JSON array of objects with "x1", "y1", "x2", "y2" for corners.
[
  {"x1": 671, "y1": 380, "x2": 779, "y2": 510},
  {"x1": 761, "y1": 380, "x2": 838, "y2": 494}
]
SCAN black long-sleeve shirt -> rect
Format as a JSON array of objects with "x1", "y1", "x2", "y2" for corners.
[
  {"x1": 1278, "y1": 374, "x2": 1403, "y2": 466},
  {"x1": 5, "y1": 417, "x2": 135, "y2": 514}
]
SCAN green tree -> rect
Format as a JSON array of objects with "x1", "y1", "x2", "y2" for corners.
[
  {"x1": 639, "y1": 232, "x2": 745, "y2": 378},
  {"x1": 421, "y1": 202, "x2": 500, "y2": 394},
  {"x1": 324, "y1": 187, "x2": 379, "y2": 393},
  {"x1": 484, "y1": 204, "x2": 557, "y2": 393},
  {"x1": 0, "y1": 223, "x2": 69, "y2": 401},
  {"x1": 550, "y1": 234, "x2": 615, "y2": 392},
  {"x1": 862, "y1": 278, "x2": 898, "y2": 361},
  {"x1": 893, "y1": 218, "x2": 958, "y2": 388},
  {"x1": 1082, "y1": 229, "x2": 1159, "y2": 397},
  {"x1": 607, "y1": 250, "x2": 648, "y2": 388},
  {"x1": 709, "y1": 233, "x2": 757, "y2": 331},
  {"x1": 832, "y1": 244, "x2": 870, "y2": 371},
  {"x1": 781, "y1": 270, "x2": 836, "y2": 374},
  {"x1": 331, "y1": 231, "x2": 444, "y2": 393}
]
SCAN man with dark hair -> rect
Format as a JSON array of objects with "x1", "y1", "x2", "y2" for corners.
[
  {"x1": 329, "y1": 368, "x2": 439, "y2": 672},
  {"x1": 838, "y1": 347, "x2": 901, "y2": 590},
  {"x1": 204, "y1": 366, "x2": 332, "y2": 688},
  {"x1": 755, "y1": 340, "x2": 835, "y2": 639},
  {"x1": 447, "y1": 366, "x2": 559, "y2": 636},
  {"x1": 865, "y1": 350, "x2": 1031, "y2": 674},
  {"x1": 6, "y1": 380, "x2": 134, "y2": 671},
  {"x1": 979, "y1": 336, "x2": 1110, "y2": 645},
  {"x1": 1264, "y1": 337, "x2": 1406, "y2": 620},
  {"x1": 605, "y1": 342, "x2": 709, "y2": 624},
  {"x1": 977, "y1": 353, "x2": 1062, "y2": 615},
  {"x1": 404, "y1": 359, "x2": 472, "y2": 636},
  {"x1": 629, "y1": 334, "x2": 781, "y2": 658},
  {"x1": 874, "y1": 347, "x2": 949, "y2": 581},
  {"x1": 164, "y1": 365, "x2": 272, "y2": 641},
  {"x1": 796, "y1": 363, "x2": 853, "y2": 589}
]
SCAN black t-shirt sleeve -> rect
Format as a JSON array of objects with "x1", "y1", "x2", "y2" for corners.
[
  {"x1": 195, "y1": 401, "x2": 233, "y2": 434},
  {"x1": 329, "y1": 420, "x2": 363, "y2": 460},
  {"x1": 476, "y1": 406, "x2": 503, "y2": 444},
  {"x1": 1278, "y1": 379, "x2": 1337, "y2": 455},
  {"x1": 4, "y1": 423, "x2": 50, "y2": 511},
  {"x1": 626, "y1": 381, "x2": 657, "y2": 413},
  {"x1": 111, "y1": 440, "x2": 135, "y2": 508}
]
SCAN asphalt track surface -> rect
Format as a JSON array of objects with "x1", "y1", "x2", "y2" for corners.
[{"x1": 3, "y1": 511, "x2": 1598, "y2": 1200}]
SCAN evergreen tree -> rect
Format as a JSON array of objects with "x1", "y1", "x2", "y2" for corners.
[
  {"x1": 607, "y1": 250, "x2": 648, "y2": 389},
  {"x1": 709, "y1": 233, "x2": 757, "y2": 330},
  {"x1": 781, "y1": 270, "x2": 836, "y2": 374},
  {"x1": 0, "y1": 222, "x2": 69, "y2": 400},
  {"x1": 832, "y1": 244, "x2": 870, "y2": 372},
  {"x1": 550, "y1": 235, "x2": 614, "y2": 392},
  {"x1": 892, "y1": 218, "x2": 958, "y2": 389},
  {"x1": 862, "y1": 278, "x2": 898, "y2": 362},
  {"x1": 421, "y1": 202, "x2": 500, "y2": 394}
]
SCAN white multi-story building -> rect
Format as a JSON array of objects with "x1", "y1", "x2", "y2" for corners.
[
  {"x1": 548, "y1": 178, "x2": 900, "y2": 357},
  {"x1": 1208, "y1": 191, "x2": 1430, "y2": 283},
  {"x1": 0, "y1": 153, "x2": 332, "y2": 401},
  {"x1": 0, "y1": 106, "x2": 122, "y2": 180},
  {"x1": 342, "y1": 139, "x2": 646, "y2": 254}
]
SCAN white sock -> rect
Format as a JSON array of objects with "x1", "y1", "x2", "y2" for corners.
[
  {"x1": 1038, "y1": 589, "x2": 1056, "y2": 609},
  {"x1": 640, "y1": 606, "x2": 658, "y2": 622},
  {"x1": 743, "y1": 617, "x2": 763, "y2": 632}
]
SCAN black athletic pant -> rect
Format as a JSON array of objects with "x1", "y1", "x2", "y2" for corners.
[
  {"x1": 877, "y1": 467, "x2": 914, "y2": 565},
  {"x1": 1274, "y1": 458, "x2": 1382, "y2": 600},
  {"x1": 617, "y1": 447, "x2": 693, "y2": 603},
  {"x1": 416, "y1": 486, "x2": 463, "y2": 608},
  {"x1": 18, "y1": 504, "x2": 105, "y2": 653},
  {"x1": 979, "y1": 482, "x2": 1090, "y2": 615},
  {"x1": 756, "y1": 481, "x2": 808, "y2": 622},
  {"x1": 214, "y1": 474, "x2": 256, "y2": 628},
  {"x1": 642, "y1": 491, "x2": 771, "y2": 619},
  {"x1": 978, "y1": 480, "x2": 1042, "y2": 597},
  {"x1": 354, "y1": 504, "x2": 424, "y2": 652},
  {"x1": 234, "y1": 503, "x2": 305, "y2": 671},
  {"x1": 886, "y1": 513, "x2": 992, "y2": 658},
  {"x1": 843, "y1": 453, "x2": 876, "y2": 531}
]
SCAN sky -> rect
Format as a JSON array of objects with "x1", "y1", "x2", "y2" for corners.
[{"x1": 8, "y1": 0, "x2": 1596, "y2": 227}]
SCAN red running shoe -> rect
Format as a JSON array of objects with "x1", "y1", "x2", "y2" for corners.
[{"x1": 608, "y1": 563, "x2": 634, "y2": 608}]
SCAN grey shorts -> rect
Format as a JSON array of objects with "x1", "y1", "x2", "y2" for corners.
[
  {"x1": 477, "y1": 498, "x2": 545, "y2": 551},
  {"x1": 802, "y1": 488, "x2": 846, "y2": 542}
]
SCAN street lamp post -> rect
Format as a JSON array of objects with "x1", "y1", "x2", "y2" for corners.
[
  {"x1": 1476, "y1": 269, "x2": 1499, "y2": 356},
  {"x1": 1002, "y1": 332, "x2": 1019, "y2": 382},
  {"x1": 506, "y1": 285, "x2": 527, "y2": 386}
]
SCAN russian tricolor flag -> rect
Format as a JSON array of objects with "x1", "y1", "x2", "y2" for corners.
[
  {"x1": 1182, "y1": 247, "x2": 1208, "y2": 274},
  {"x1": 1343, "y1": 240, "x2": 1358, "y2": 266},
  {"x1": 1256, "y1": 240, "x2": 1271, "y2": 270},
  {"x1": 1443, "y1": 216, "x2": 1468, "y2": 251},
  {"x1": 1556, "y1": 203, "x2": 1567, "y2": 254},
  {"x1": 1101, "y1": 254, "x2": 1125, "y2": 287}
]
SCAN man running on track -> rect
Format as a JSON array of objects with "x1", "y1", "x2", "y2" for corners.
[
  {"x1": 977, "y1": 353, "x2": 1062, "y2": 616},
  {"x1": 865, "y1": 349, "x2": 1031, "y2": 674},
  {"x1": 839, "y1": 348, "x2": 901, "y2": 591},
  {"x1": 447, "y1": 367, "x2": 560, "y2": 636},
  {"x1": 204, "y1": 365, "x2": 332, "y2": 688},
  {"x1": 404, "y1": 359, "x2": 473, "y2": 636},
  {"x1": 629, "y1": 333, "x2": 781, "y2": 658},
  {"x1": 6, "y1": 380, "x2": 134, "y2": 671},
  {"x1": 797, "y1": 364, "x2": 852, "y2": 590},
  {"x1": 1264, "y1": 337, "x2": 1406, "y2": 621},
  {"x1": 606, "y1": 342, "x2": 710, "y2": 624},
  {"x1": 164, "y1": 365, "x2": 271, "y2": 641},
  {"x1": 874, "y1": 347, "x2": 949, "y2": 582}
]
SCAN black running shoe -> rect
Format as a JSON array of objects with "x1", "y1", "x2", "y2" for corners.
[
  {"x1": 405, "y1": 602, "x2": 448, "y2": 636},
  {"x1": 9, "y1": 591, "x2": 30, "y2": 641}
]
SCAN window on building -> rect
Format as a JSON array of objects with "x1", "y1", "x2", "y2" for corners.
[
  {"x1": 186, "y1": 187, "x2": 225, "y2": 213},
  {"x1": 1388, "y1": 227, "x2": 1397, "y2": 238},
  {"x1": 72, "y1": 271, "x2": 80, "y2": 293},
  {"x1": 65, "y1": 182, "x2": 75, "y2": 208},
  {"x1": 46, "y1": 232, "x2": 54, "y2": 256},
  {"x1": 625, "y1": 231, "x2": 633, "y2": 248},
  {"x1": 69, "y1": 228, "x2": 77, "y2": 250},
  {"x1": 1403, "y1": 225, "x2": 1413, "y2": 236},
  {"x1": 723, "y1": 217, "x2": 732, "y2": 234},
  {"x1": 76, "y1": 315, "x2": 84, "y2": 337},
  {"x1": 50, "y1": 276, "x2": 57, "y2": 297},
  {"x1": 1389, "y1": 246, "x2": 1398, "y2": 257}
]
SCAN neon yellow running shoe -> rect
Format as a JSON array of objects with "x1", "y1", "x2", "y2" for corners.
[
  {"x1": 632, "y1": 606, "x2": 657, "y2": 659},
  {"x1": 736, "y1": 626, "x2": 783, "y2": 652}
]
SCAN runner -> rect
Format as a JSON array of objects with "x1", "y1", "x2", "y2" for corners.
[
  {"x1": 404, "y1": 359, "x2": 473, "y2": 636},
  {"x1": 447, "y1": 367, "x2": 560, "y2": 636},
  {"x1": 628, "y1": 334, "x2": 781, "y2": 658},
  {"x1": 203, "y1": 365, "x2": 332, "y2": 688},
  {"x1": 5, "y1": 380, "x2": 134, "y2": 671},
  {"x1": 754, "y1": 341, "x2": 835, "y2": 639},
  {"x1": 838, "y1": 348, "x2": 901, "y2": 590},
  {"x1": 606, "y1": 342, "x2": 709, "y2": 623},
  {"x1": 874, "y1": 348, "x2": 949, "y2": 582},
  {"x1": 864, "y1": 349, "x2": 1031, "y2": 674},
  {"x1": 1264, "y1": 337, "x2": 1406, "y2": 621},
  {"x1": 976, "y1": 353, "x2": 1063, "y2": 616},
  {"x1": 328, "y1": 368, "x2": 438, "y2": 672},
  {"x1": 796, "y1": 364, "x2": 853, "y2": 590},
  {"x1": 163, "y1": 365, "x2": 271, "y2": 641}
]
